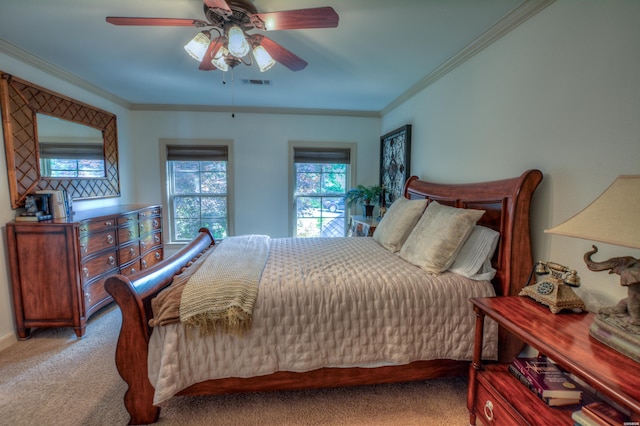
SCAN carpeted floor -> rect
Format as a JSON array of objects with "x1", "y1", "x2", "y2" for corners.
[{"x1": 0, "y1": 305, "x2": 471, "y2": 425}]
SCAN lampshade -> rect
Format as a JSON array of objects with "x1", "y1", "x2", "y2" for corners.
[
  {"x1": 253, "y1": 45, "x2": 275, "y2": 72},
  {"x1": 227, "y1": 25, "x2": 250, "y2": 58},
  {"x1": 184, "y1": 32, "x2": 210, "y2": 61},
  {"x1": 211, "y1": 46, "x2": 229, "y2": 72},
  {"x1": 545, "y1": 175, "x2": 640, "y2": 249}
]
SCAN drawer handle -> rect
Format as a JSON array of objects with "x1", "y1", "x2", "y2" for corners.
[
  {"x1": 80, "y1": 226, "x2": 88, "y2": 232},
  {"x1": 85, "y1": 292, "x2": 91, "y2": 304},
  {"x1": 141, "y1": 241, "x2": 147, "y2": 250},
  {"x1": 129, "y1": 230, "x2": 134, "y2": 237},
  {"x1": 129, "y1": 247, "x2": 136, "y2": 255},
  {"x1": 104, "y1": 221, "x2": 113, "y2": 227},
  {"x1": 142, "y1": 259, "x2": 148, "y2": 268},
  {"x1": 155, "y1": 252, "x2": 161, "y2": 260},
  {"x1": 154, "y1": 235, "x2": 160, "y2": 243},
  {"x1": 484, "y1": 400, "x2": 494, "y2": 422},
  {"x1": 153, "y1": 219, "x2": 159, "y2": 227},
  {"x1": 129, "y1": 268, "x2": 136, "y2": 274},
  {"x1": 80, "y1": 244, "x2": 87, "y2": 254},
  {"x1": 83, "y1": 267, "x2": 89, "y2": 277},
  {"x1": 108, "y1": 256, "x2": 116, "y2": 265},
  {"x1": 107, "y1": 234, "x2": 114, "y2": 244}
]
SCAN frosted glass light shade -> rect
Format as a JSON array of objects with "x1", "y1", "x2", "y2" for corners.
[
  {"x1": 545, "y1": 175, "x2": 640, "y2": 249},
  {"x1": 211, "y1": 46, "x2": 229, "y2": 72},
  {"x1": 184, "y1": 32, "x2": 210, "y2": 61},
  {"x1": 227, "y1": 25, "x2": 250, "y2": 57},
  {"x1": 253, "y1": 45, "x2": 275, "y2": 72}
]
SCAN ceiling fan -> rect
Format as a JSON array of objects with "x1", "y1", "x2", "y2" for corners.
[{"x1": 106, "y1": 0, "x2": 339, "y2": 73}]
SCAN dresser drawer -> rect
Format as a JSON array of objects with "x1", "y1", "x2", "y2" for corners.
[
  {"x1": 140, "y1": 231, "x2": 162, "y2": 253},
  {"x1": 83, "y1": 276, "x2": 111, "y2": 314},
  {"x1": 78, "y1": 217, "x2": 116, "y2": 233},
  {"x1": 117, "y1": 213, "x2": 138, "y2": 227},
  {"x1": 118, "y1": 225, "x2": 139, "y2": 245},
  {"x1": 120, "y1": 260, "x2": 141, "y2": 277},
  {"x1": 139, "y1": 207, "x2": 161, "y2": 219},
  {"x1": 79, "y1": 229, "x2": 117, "y2": 258},
  {"x1": 139, "y1": 216, "x2": 161, "y2": 235},
  {"x1": 475, "y1": 373, "x2": 526, "y2": 426},
  {"x1": 81, "y1": 250, "x2": 118, "y2": 283},
  {"x1": 118, "y1": 243, "x2": 140, "y2": 265},
  {"x1": 140, "y1": 247, "x2": 163, "y2": 270}
]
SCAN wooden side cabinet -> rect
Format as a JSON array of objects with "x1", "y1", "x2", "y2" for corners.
[
  {"x1": 468, "y1": 296, "x2": 640, "y2": 425},
  {"x1": 6, "y1": 204, "x2": 163, "y2": 339}
]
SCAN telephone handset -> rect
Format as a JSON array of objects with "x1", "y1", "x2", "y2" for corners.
[{"x1": 519, "y1": 260, "x2": 586, "y2": 313}]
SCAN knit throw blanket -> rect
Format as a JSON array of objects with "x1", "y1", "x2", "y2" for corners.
[{"x1": 179, "y1": 235, "x2": 270, "y2": 335}]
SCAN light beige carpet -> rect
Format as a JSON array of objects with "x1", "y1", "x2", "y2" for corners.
[{"x1": 0, "y1": 305, "x2": 471, "y2": 425}]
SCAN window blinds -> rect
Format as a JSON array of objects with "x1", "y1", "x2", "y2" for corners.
[
  {"x1": 166, "y1": 145, "x2": 228, "y2": 161},
  {"x1": 294, "y1": 147, "x2": 350, "y2": 164}
]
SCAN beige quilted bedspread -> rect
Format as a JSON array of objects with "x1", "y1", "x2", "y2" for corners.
[{"x1": 147, "y1": 237, "x2": 498, "y2": 404}]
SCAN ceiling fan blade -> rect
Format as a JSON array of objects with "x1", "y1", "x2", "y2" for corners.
[
  {"x1": 259, "y1": 36, "x2": 308, "y2": 72},
  {"x1": 106, "y1": 17, "x2": 209, "y2": 27},
  {"x1": 251, "y1": 7, "x2": 339, "y2": 31},
  {"x1": 203, "y1": 0, "x2": 232, "y2": 16}
]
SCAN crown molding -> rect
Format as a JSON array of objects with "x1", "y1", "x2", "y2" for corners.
[
  {"x1": 129, "y1": 103, "x2": 381, "y2": 118},
  {"x1": 381, "y1": 0, "x2": 556, "y2": 116},
  {"x1": 0, "y1": 38, "x2": 132, "y2": 109}
]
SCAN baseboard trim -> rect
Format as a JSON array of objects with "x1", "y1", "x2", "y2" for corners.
[{"x1": 0, "y1": 331, "x2": 18, "y2": 353}]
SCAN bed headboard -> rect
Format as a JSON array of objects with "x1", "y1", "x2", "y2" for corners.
[{"x1": 403, "y1": 169, "x2": 542, "y2": 299}]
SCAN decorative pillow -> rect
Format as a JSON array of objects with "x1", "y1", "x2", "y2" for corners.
[
  {"x1": 372, "y1": 197, "x2": 428, "y2": 252},
  {"x1": 399, "y1": 201, "x2": 485, "y2": 274},
  {"x1": 448, "y1": 226, "x2": 499, "y2": 280}
]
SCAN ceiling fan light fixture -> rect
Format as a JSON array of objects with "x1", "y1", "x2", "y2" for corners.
[
  {"x1": 253, "y1": 45, "x2": 275, "y2": 72},
  {"x1": 211, "y1": 46, "x2": 230, "y2": 72},
  {"x1": 184, "y1": 31, "x2": 211, "y2": 61},
  {"x1": 227, "y1": 25, "x2": 250, "y2": 58}
]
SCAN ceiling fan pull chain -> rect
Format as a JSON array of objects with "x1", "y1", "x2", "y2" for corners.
[{"x1": 231, "y1": 69, "x2": 235, "y2": 118}]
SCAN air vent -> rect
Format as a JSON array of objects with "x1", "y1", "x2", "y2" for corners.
[{"x1": 241, "y1": 79, "x2": 272, "y2": 86}]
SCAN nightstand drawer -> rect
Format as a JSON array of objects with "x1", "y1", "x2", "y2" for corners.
[{"x1": 475, "y1": 373, "x2": 526, "y2": 426}]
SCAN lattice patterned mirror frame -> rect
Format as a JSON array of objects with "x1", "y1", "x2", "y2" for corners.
[{"x1": 1, "y1": 72, "x2": 120, "y2": 209}]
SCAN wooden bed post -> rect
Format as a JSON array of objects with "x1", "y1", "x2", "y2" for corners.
[{"x1": 106, "y1": 276, "x2": 160, "y2": 424}]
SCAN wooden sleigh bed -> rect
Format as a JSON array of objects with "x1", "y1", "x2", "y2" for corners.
[{"x1": 106, "y1": 169, "x2": 542, "y2": 424}]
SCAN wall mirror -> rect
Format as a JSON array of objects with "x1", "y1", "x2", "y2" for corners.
[{"x1": 1, "y1": 72, "x2": 120, "y2": 209}]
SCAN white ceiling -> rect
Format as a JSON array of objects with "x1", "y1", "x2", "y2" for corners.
[{"x1": 0, "y1": 0, "x2": 545, "y2": 113}]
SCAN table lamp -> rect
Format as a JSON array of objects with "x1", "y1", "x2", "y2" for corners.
[{"x1": 544, "y1": 175, "x2": 640, "y2": 362}]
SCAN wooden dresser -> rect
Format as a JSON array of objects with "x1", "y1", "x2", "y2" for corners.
[
  {"x1": 468, "y1": 296, "x2": 640, "y2": 425},
  {"x1": 6, "y1": 205, "x2": 163, "y2": 339}
]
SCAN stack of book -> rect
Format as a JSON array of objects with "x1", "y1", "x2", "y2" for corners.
[
  {"x1": 572, "y1": 401, "x2": 631, "y2": 426},
  {"x1": 508, "y1": 356, "x2": 584, "y2": 407},
  {"x1": 35, "y1": 189, "x2": 72, "y2": 218},
  {"x1": 15, "y1": 211, "x2": 53, "y2": 222}
]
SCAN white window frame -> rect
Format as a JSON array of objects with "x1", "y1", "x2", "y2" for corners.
[
  {"x1": 160, "y1": 139, "x2": 234, "y2": 247},
  {"x1": 289, "y1": 141, "x2": 356, "y2": 238}
]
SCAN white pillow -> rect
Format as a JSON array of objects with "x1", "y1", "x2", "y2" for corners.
[
  {"x1": 448, "y1": 226, "x2": 499, "y2": 280},
  {"x1": 372, "y1": 197, "x2": 428, "y2": 252},
  {"x1": 399, "y1": 201, "x2": 485, "y2": 274}
]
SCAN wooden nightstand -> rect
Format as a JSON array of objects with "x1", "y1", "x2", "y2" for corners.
[
  {"x1": 347, "y1": 215, "x2": 379, "y2": 237},
  {"x1": 468, "y1": 296, "x2": 640, "y2": 425}
]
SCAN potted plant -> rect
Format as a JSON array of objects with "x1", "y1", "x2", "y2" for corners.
[{"x1": 344, "y1": 184, "x2": 382, "y2": 217}]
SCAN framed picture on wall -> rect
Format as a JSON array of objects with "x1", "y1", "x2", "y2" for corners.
[{"x1": 380, "y1": 124, "x2": 411, "y2": 203}]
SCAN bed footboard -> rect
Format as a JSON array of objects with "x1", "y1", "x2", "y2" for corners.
[{"x1": 105, "y1": 228, "x2": 215, "y2": 424}]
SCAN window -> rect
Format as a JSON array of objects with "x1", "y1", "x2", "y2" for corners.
[
  {"x1": 292, "y1": 145, "x2": 353, "y2": 237},
  {"x1": 165, "y1": 144, "x2": 231, "y2": 242}
]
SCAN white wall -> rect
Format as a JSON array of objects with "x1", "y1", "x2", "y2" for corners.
[
  {"x1": 130, "y1": 110, "x2": 380, "y2": 240},
  {"x1": 383, "y1": 0, "x2": 640, "y2": 309},
  {"x1": 0, "y1": 53, "x2": 135, "y2": 349}
]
